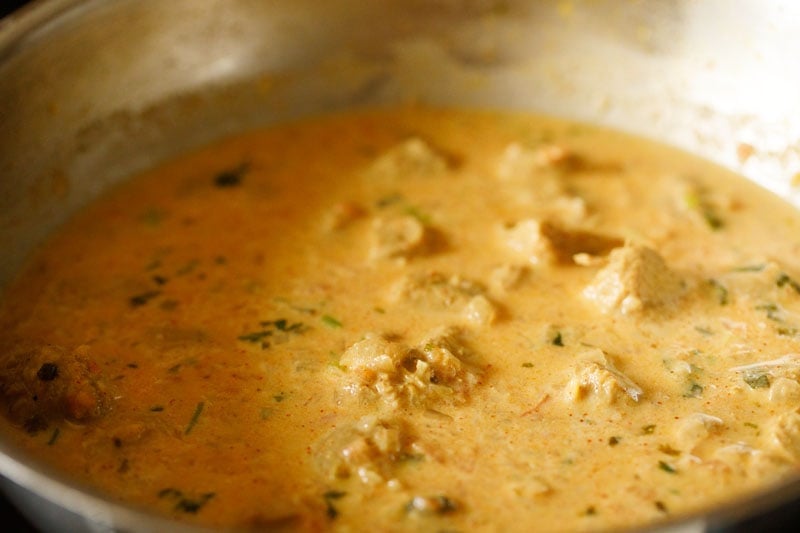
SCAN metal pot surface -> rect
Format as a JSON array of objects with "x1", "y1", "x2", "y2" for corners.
[{"x1": 1, "y1": 1, "x2": 800, "y2": 531}]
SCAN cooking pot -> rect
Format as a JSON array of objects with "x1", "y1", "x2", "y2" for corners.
[{"x1": 1, "y1": 1, "x2": 800, "y2": 531}]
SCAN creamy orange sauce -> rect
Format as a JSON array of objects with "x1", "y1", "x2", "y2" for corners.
[{"x1": 2, "y1": 107, "x2": 800, "y2": 531}]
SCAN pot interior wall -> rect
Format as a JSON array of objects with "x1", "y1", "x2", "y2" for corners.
[
  {"x1": 0, "y1": 0, "x2": 800, "y2": 531},
  {"x1": 2, "y1": 0, "x2": 800, "y2": 285}
]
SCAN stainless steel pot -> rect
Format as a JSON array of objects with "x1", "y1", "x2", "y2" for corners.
[{"x1": 1, "y1": 1, "x2": 800, "y2": 531}]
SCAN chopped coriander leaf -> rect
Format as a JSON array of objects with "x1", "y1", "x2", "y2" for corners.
[
  {"x1": 158, "y1": 488, "x2": 182, "y2": 499},
  {"x1": 702, "y1": 210, "x2": 724, "y2": 230},
  {"x1": 321, "y1": 315, "x2": 343, "y2": 328},
  {"x1": 184, "y1": 402, "x2": 205, "y2": 435},
  {"x1": 37, "y1": 362, "x2": 59, "y2": 381},
  {"x1": 777, "y1": 273, "x2": 800, "y2": 294},
  {"x1": 684, "y1": 191, "x2": 724, "y2": 230},
  {"x1": 323, "y1": 490, "x2": 346, "y2": 520},
  {"x1": 405, "y1": 495, "x2": 457, "y2": 515},
  {"x1": 732, "y1": 264, "x2": 766, "y2": 272},
  {"x1": 642, "y1": 424, "x2": 656, "y2": 435},
  {"x1": 376, "y1": 193, "x2": 404, "y2": 208},
  {"x1": 743, "y1": 372, "x2": 770, "y2": 389},
  {"x1": 129, "y1": 290, "x2": 161, "y2": 307},
  {"x1": 139, "y1": 207, "x2": 165, "y2": 226},
  {"x1": 404, "y1": 205, "x2": 432, "y2": 225},
  {"x1": 239, "y1": 320, "x2": 308, "y2": 349},
  {"x1": 169, "y1": 491, "x2": 215, "y2": 514},
  {"x1": 521, "y1": 362, "x2": 534, "y2": 368},
  {"x1": 273, "y1": 393, "x2": 285, "y2": 402},
  {"x1": 159, "y1": 487, "x2": 215, "y2": 514},
  {"x1": 658, "y1": 444, "x2": 681, "y2": 456},
  {"x1": 213, "y1": 163, "x2": 248, "y2": 187},
  {"x1": 684, "y1": 382, "x2": 703, "y2": 398},
  {"x1": 552, "y1": 332, "x2": 564, "y2": 346},
  {"x1": 658, "y1": 460, "x2": 677, "y2": 474},
  {"x1": 238, "y1": 331, "x2": 272, "y2": 343},
  {"x1": 175, "y1": 259, "x2": 199, "y2": 276},
  {"x1": 708, "y1": 278, "x2": 728, "y2": 305},
  {"x1": 755, "y1": 303, "x2": 782, "y2": 321},
  {"x1": 46, "y1": 427, "x2": 60, "y2": 446}
]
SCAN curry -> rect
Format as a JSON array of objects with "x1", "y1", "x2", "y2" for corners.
[{"x1": 2, "y1": 107, "x2": 800, "y2": 531}]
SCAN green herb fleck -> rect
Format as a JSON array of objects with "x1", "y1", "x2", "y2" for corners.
[
  {"x1": 376, "y1": 193, "x2": 404, "y2": 208},
  {"x1": 552, "y1": 332, "x2": 564, "y2": 346},
  {"x1": 658, "y1": 460, "x2": 677, "y2": 474},
  {"x1": 744, "y1": 422, "x2": 759, "y2": 430},
  {"x1": 213, "y1": 163, "x2": 248, "y2": 188},
  {"x1": 732, "y1": 264, "x2": 766, "y2": 272},
  {"x1": 37, "y1": 362, "x2": 59, "y2": 381},
  {"x1": 149, "y1": 405, "x2": 165, "y2": 412},
  {"x1": 743, "y1": 372, "x2": 770, "y2": 389},
  {"x1": 684, "y1": 190, "x2": 724, "y2": 230},
  {"x1": 658, "y1": 444, "x2": 681, "y2": 456},
  {"x1": 273, "y1": 393, "x2": 285, "y2": 403},
  {"x1": 239, "y1": 319, "x2": 308, "y2": 349},
  {"x1": 184, "y1": 402, "x2": 205, "y2": 435},
  {"x1": 173, "y1": 491, "x2": 212, "y2": 510},
  {"x1": 158, "y1": 489, "x2": 215, "y2": 514},
  {"x1": 642, "y1": 424, "x2": 656, "y2": 435},
  {"x1": 777, "y1": 273, "x2": 800, "y2": 294},
  {"x1": 405, "y1": 495, "x2": 457, "y2": 515},
  {"x1": 129, "y1": 290, "x2": 161, "y2": 308},
  {"x1": 404, "y1": 205, "x2": 432, "y2": 225},
  {"x1": 238, "y1": 331, "x2": 272, "y2": 343},
  {"x1": 694, "y1": 326, "x2": 713, "y2": 336},
  {"x1": 398, "y1": 452, "x2": 425, "y2": 463},
  {"x1": 755, "y1": 303, "x2": 782, "y2": 321},
  {"x1": 323, "y1": 490, "x2": 346, "y2": 520},
  {"x1": 158, "y1": 488, "x2": 182, "y2": 499},
  {"x1": 321, "y1": 315, "x2": 343, "y2": 329},
  {"x1": 521, "y1": 362, "x2": 534, "y2": 368},
  {"x1": 139, "y1": 207, "x2": 165, "y2": 226},
  {"x1": 176, "y1": 259, "x2": 199, "y2": 276},
  {"x1": 683, "y1": 382, "x2": 703, "y2": 398},
  {"x1": 46, "y1": 427, "x2": 60, "y2": 446},
  {"x1": 708, "y1": 279, "x2": 728, "y2": 305}
]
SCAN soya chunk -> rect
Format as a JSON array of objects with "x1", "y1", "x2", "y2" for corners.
[
  {"x1": 583, "y1": 244, "x2": 684, "y2": 314},
  {"x1": 672, "y1": 413, "x2": 724, "y2": 452},
  {"x1": 496, "y1": 142, "x2": 577, "y2": 182},
  {"x1": 365, "y1": 138, "x2": 448, "y2": 180},
  {"x1": 315, "y1": 415, "x2": 417, "y2": 485},
  {"x1": 502, "y1": 219, "x2": 622, "y2": 266},
  {"x1": 369, "y1": 215, "x2": 428, "y2": 261},
  {"x1": 765, "y1": 409, "x2": 800, "y2": 461},
  {"x1": 0, "y1": 345, "x2": 111, "y2": 431},
  {"x1": 564, "y1": 348, "x2": 643, "y2": 405},
  {"x1": 389, "y1": 271, "x2": 497, "y2": 325},
  {"x1": 338, "y1": 327, "x2": 479, "y2": 409}
]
